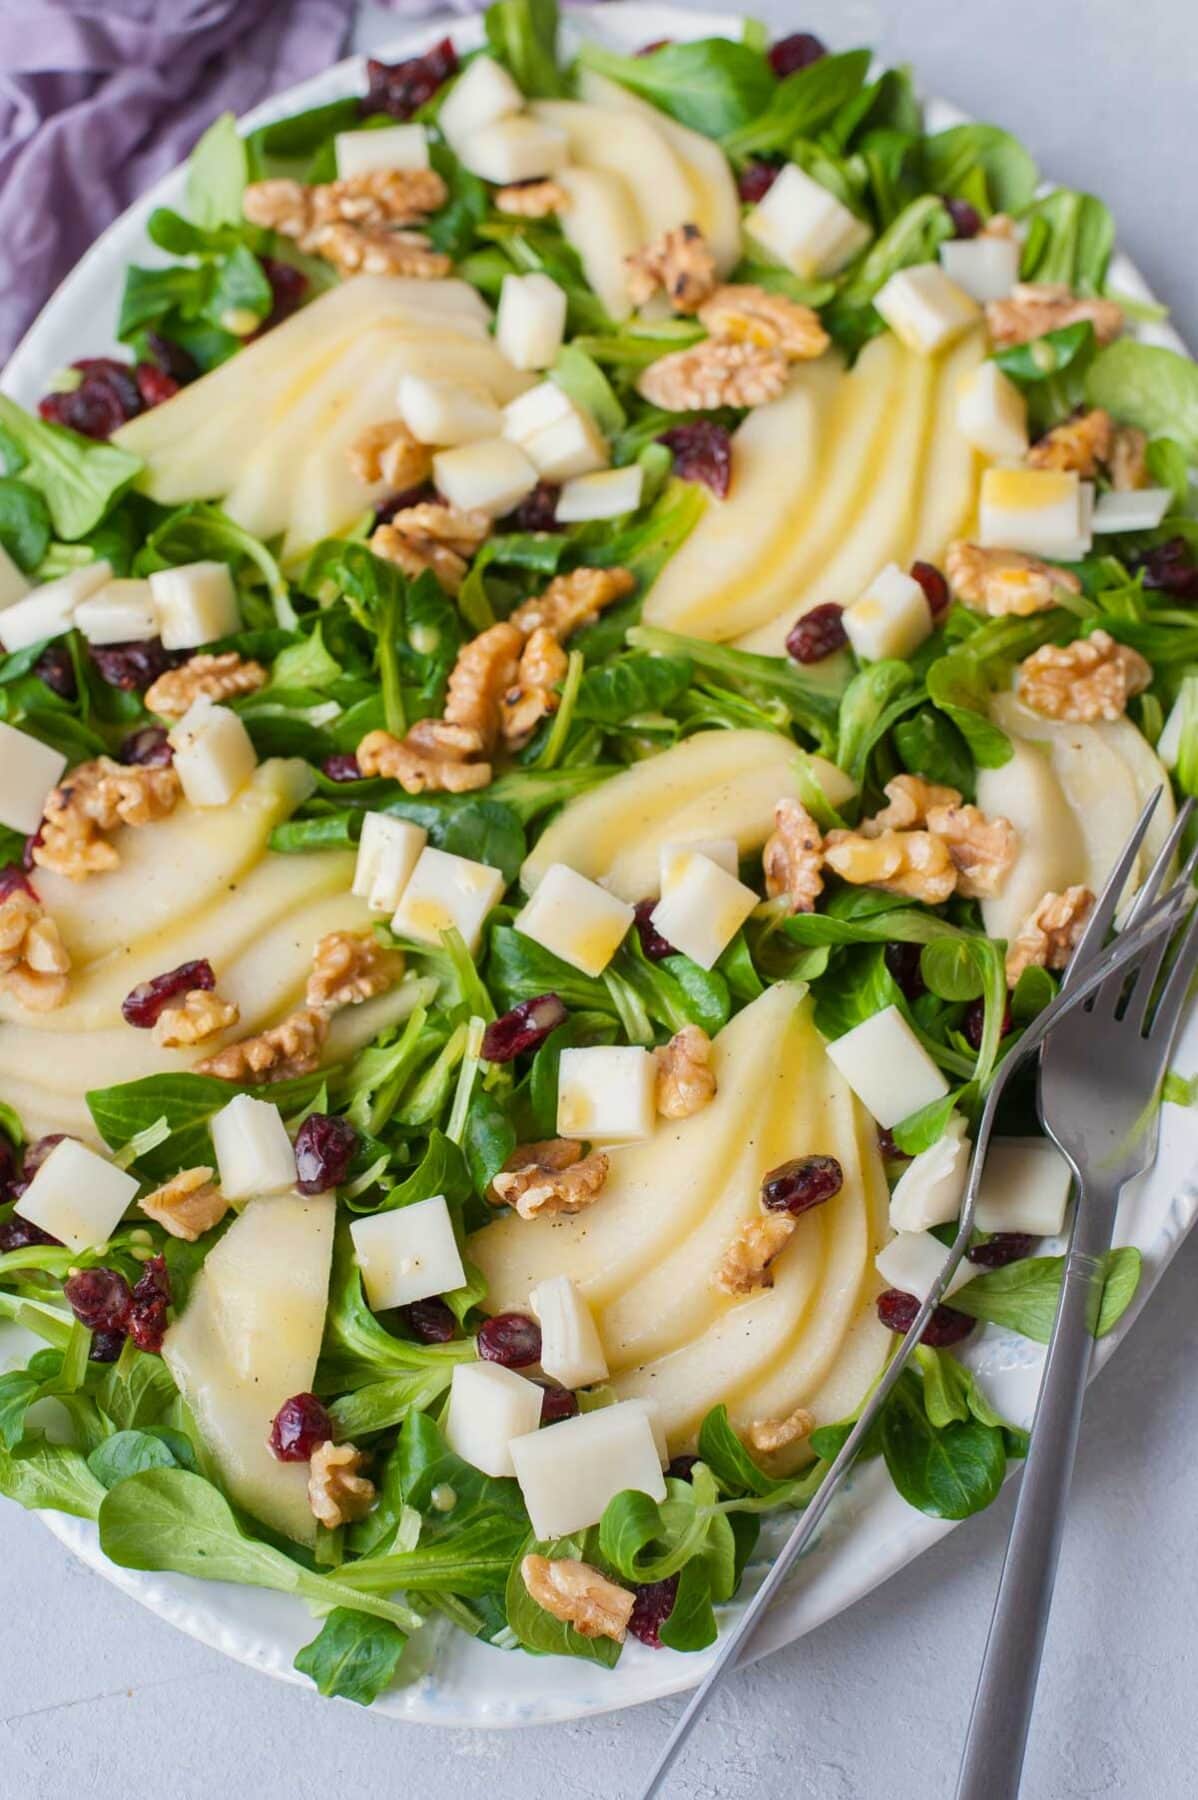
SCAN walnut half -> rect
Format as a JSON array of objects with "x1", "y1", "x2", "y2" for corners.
[
  {"x1": 637, "y1": 338, "x2": 789, "y2": 412},
  {"x1": 521, "y1": 1555, "x2": 634, "y2": 1643},
  {"x1": 307, "y1": 930, "x2": 405, "y2": 1010},
  {"x1": 195, "y1": 1007, "x2": 328, "y2": 1082},
  {"x1": 714, "y1": 1212, "x2": 796, "y2": 1296},
  {"x1": 1017, "y1": 629, "x2": 1151, "y2": 724},
  {"x1": 489, "y1": 1139, "x2": 610, "y2": 1219},
  {"x1": 139, "y1": 1167, "x2": 229, "y2": 1242},
  {"x1": 308, "y1": 1440, "x2": 375, "y2": 1529},
  {"x1": 1005, "y1": 886, "x2": 1094, "y2": 988},
  {"x1": 0, "y1": 890, "x2": 70, "y2": 1011},
  {"x1": 654, "y1": 1025, "x2": 716, "y2": 1119}
]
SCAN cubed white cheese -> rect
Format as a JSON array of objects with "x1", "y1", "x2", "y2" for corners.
[
  {"x1": 398, "y1": 373, "x2": 502, "y2": 447},
  {"x1": 437, "y1": 55, "x2": 524, "y2": 152},
  {"x1": 514, "y1": 863, "x2": 633, "y2": 977},
  {"x1": 956, "y1": 360, "x2": 1029, "y2": 462},
  {"x1": 0, "y1": 559, "x2": 112, "y2": 652},
  {"x1": 431, "y1": 438, "x2": 538, "y2": 517},
  {"x1": 875, "y1": 1228, "x2": 972, "y2": 1303},
  {"x1": 508, "y1": 1399, "x2": 666, "y2": 1538},
  {"x1": 1092, "y1": 487, "x2": 1172, "y2": 534},
  {"x1": 648, "y1": 852, "x2": 758, "y2": 971},
  {"x1": 73, "y1": 578, "x2": 159, "y2": 646},
  {"x1": 555, "y1": 465, "x2": 644, "y2": 523},
  {"x1": 0, "y1": 544, "x2": 31, "y2": 612},
  {"x1": 391, "y1": 845, "x2": 506, "y2": 953},
  {"x1": 825, "y1": 1005, "x2": 949, "y2": 1128},
  {"x1": 350, "y1": 1194, "x2": 466, "y2": 1311},
  {"x1": 744, "y1": 161, "x2": 871, "y2": 279},
  {"x1": 873, "y1": 263, "x2": 981, "y2": 356},
  {"x1": 352, "y1": 811, "x2": 427, "y2": 914},
  {"x1": 14, "y1": 1138, "x2": 139, "y2": 1254},
  {"x1": 457, "y1": 116, "x2": 567, "y2": 185},
  {"x1": 938, "y1": 235, "x2": 1021, "y2": 303},
  {"x1": 974, "y1": 1137, "x2": 1073, "y2": 1236},
  {"x1": 529, "y1": 1275, "x2": 609, "y2": 1389},
  {"x1": 168, "y1": 698, "x2": 257, "y2": 807},
  {"x1": 889, "y1": 1116, "x2": 972, "y2": 1233},
  {"x1": 209, "y1": 1094, "x2": 297, "y2": 1201},
  {"x1": 496, "y1": 273, "x2": 568, "y2": 372},
  {"x1": 445, "y1": 1360, "x2": 543, "y2": 1479},
  {"x1": 843, "y1": 562, "x2": 933, "y2": 663},
  {"x1": 624, "y1": 1397, "x2": 669, "y2": 1468},
  {"x1": 659, "y1": 837, "x2": 739, "y2": 895},
  {"x1": 334, "y1": 122, "x2": 429, "y2": 177},
  {"x1": 503, "y1": 380, "x2": 608, "y2": 481},
  {"x1": 557, "y1": 1044, "x2": 656, "y2": 1143},
  {"x1": 503, "y1": 379, "x2": 573, "y2": 444},
  {"x1": 977, "y1": 467, "x2": 1091, "y2": 560},
  {"x1": 0, "y1": 721, "x2": 67, "y2": 834},
  {"x1": 150, "y1": 561, "x2": 240, "y2": 650}
]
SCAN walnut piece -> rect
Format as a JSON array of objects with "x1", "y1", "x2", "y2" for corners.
[
  {"x1": 347, "y1": 419, "x2": 432, "y2": 493},
  {"x1": 697, "y1": 283, "x2": 830, "y2": 361},
  {"x1": 655, "y1": 1025, "x2": 717, "y2": 1119},
  {"x1": 307, "y1": 930, "x2": 404, "y2": 1010},
  {"x1": 154, "y1": 987, "x2": 240, "y2": 1048},
  {"x1": 500, "y1": 626, "x2": 568, "y2": 749},
  {"x1": 34, "y1": 757, "x2": 180, "y2": 880},
  {"x1": 442, "y1": 620, "x2": 524, "y2": 751},
  {"x1": 196, "y1": 1007, "x2": 328, "y2": 1082},
  {"x1": 145, "y1": 652, "x2": 267, "y2": 722},
  {"x1": 1017, "y1": 628, "x2": 1151, "y2": 723},
  {"x1": 762, "y1": 797, "x2": 823, "y2": 913},
  {"x1": 823, "y1": 827, "x2": 958, "y2": 905},
  {"x1": 626, "y1": 223, "x2": 717, "y2": 313},
  {"x1": 637, "y1": 338, "x2": 789, "y2": 412},
  {"x1": 1110, "y1": 425, "x2": 1149, "y2": 491},
  {"x1": 1005, "y1": 886, "x2": 1094, "y2": 987},
  {"x1": 0, "y1": 891, "x2": 70, "y2": 1011},
  {"x1": 371, "y1": 502, "x2": 491, "y2": 596},
  {"x1": 985, "y1": 282, "x2": 1124, "y2": 350},
  {"x1": 356, "y1": 724, "x2": 491, "y2": 795},
  {"x1": 308, "y1": 1440, "x2": 375, "y2": 1529},
  {"x1": 489, "y1": 1138, "x2": 610, "y2": 1219},
  {"x1": 946, "y1": 540, "x2": 1082, "y2": 618},
  {"x1": 494, "y1": 179, "x2": 568, "y2": 218},
  {"x1": 924, "y1": 802, "x2": 1019, "y2": 900},
  {"x1": 510, "y1": 566, "x2": 635, "y2": 641},
  {"x1": 861, "y1": 774, "x2": 963, "y2": 836},
  {"x1": 311, "y1": 223, "x2": 450, "y2": 280},
  {"x1": 243, "y1": 170, "x2": 451, "y2": 281},
  {"x1": 715, "y1": 1212, "x2": 796, "y2": 1295},
  {"x1": 521, "y1": 1555, "x2": 634, "y2": 1643},
  {"x1": 745, "y1": 1405, "x2": 815, "y2": 1455},
  {"x1": 1026, "y1": 407, "x2": 1113, "y2": 477},
  {"x1": 139, "y1": 1167, "x2": 228, "y2": 1242}
]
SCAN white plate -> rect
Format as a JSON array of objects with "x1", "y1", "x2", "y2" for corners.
[{"x1": 3, "y1": 0, "x2": 1195, "y2": 1729}]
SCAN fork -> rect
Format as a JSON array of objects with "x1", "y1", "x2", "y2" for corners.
[{"x1": 956, "y1": 795, "x2": 1198, "y2": 1800}]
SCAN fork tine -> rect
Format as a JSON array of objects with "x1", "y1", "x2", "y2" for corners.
[
  {"x1": 1143, "y1": 896, "x2": 1198, "y2": 1044},
  {"x1": 1123, "y1": 796, "x2": 1196, "y2": 927},
  {"x1": 1059, "y1": 787, "x2": 1162, "y2": 992},
  {"x1": 1125, "y1": 825, "x2": 1198, "y2": 1031}
]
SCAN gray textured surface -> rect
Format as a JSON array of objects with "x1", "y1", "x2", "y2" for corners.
[{"x1": 5, "y1": 2, "x2": 1198, "y2": 1796}]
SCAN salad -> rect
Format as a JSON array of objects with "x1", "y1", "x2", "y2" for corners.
[{"x1": 0, "y1": 0, "x2": 1195, "y2": 1707}]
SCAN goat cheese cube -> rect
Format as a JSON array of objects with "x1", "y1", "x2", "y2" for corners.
[
  {"x1": 509, "y1": 1400, "x2": 666, "y2": 1538},
  {"x1": 150, "y1": 560, "x2": 240, "y2": 650},
  {"x1": 0, "y1": 721, "x2": 67, "y2": 834},
  {"x1": 352, "y1": 811, "x2": 427, "y2": 914},
  {"x1": 74, "y1": 578, "x2": 159, "y2": 646},
  {"x1": 889, "y1": 1116, "x2": 972, "y2": 1233},
  {"x1": 438, "y1": 55, "x2": 524, "y2": 152},
  {"x1": 555, "y1": 465, "x2": 644, "y2": 523},
  {"x1": 0, "y1": 544, "x2": 30, "y2": 612},
  {"x1": 649, "y1": 852, "x2": 758, "y2": 971},
  {"x1": 14, "y1": 1139, "x2": 139, "y2": 1254},
  {"x1": 956, "y1": 360, "x2": 1029, "y2": 462},
  {"x1": 446, "y1": 1361, "x2": 543, "y2": 1479},
  {"x1": 826, "y1": 1005, "x2": 949, "y2": 1128},
  {"x1": 515, "y1": 863, "x2": 634, "y2": 977},
  {"x1": 0, "y1": 559, "x2": 112, "y2": 652},
  {"x1": 350, "y1": 1194, "x2": 466, "y2": 1311},
  {"x1": 874, "y1": 263, "x2": 981, "y2": 356},
  {"x1": 496, "y1": 273, "x2": 568, "y2": 372},
  {"x1": 557, "y1": 1045, "x2": 656, "y2": 1143},
  {"x1": 391, "y1": 845, "x2": 505, "y2": 953},
  {"x1": 398, "y1": 373, "x2": 502, "y2": 447},
  {"x1": 335, "y1": 122, "x2": 429, "y2": 177},
  {"x1": 210, "y1": 1094, "x2": 297, "y2": 1201},
  {"x1": 875, "y1": 1228, "x2": 972, "y2": 1304},
  {"x1": 503, "y1": 379, "x2": 574, "y2": 444},
  {"x1": 530, "y1": 1275, "x2": 609, "y2": 1389},
  {"x1": 1091, "y1": 487, "x2": 1173, "y2": 534},
  {"x1": 625, "y1": 1397, "x2": 670, "y2": 1468},
  {"x1": 168, "y1": 698, "x2": 257, "y2": 808},
  {"x1": 973, "y1": 1138, "x2": 1073, "y2": 1236},
  {"x1": 843, "y1": 562, "x2": 933, "y2": 663},
  {"x1": 978, "y1": 467, "x2": 1091, "y2": 559},
  {"x1": 939, "y1": 235, "x2": 1021, "y2": 303},
  {"x1": 503, "y1": 380, "x2": 608, "y2": 481},
  {"x1": 432, "y1": 438, "x2": 538, "y2": 517},
  {"x1": 744, "y1": 161, "x2": 871, "y2": 279},
  {"x1": 457, "y1": 116, "x2": 567, "y2": 186},
  {"x1": 659, "y1": 837, "x2": 739, "y2": 895}
]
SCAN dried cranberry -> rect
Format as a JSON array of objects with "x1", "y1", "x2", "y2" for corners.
[
  {"x1": 364, "y1": 39, "x2": 458, "y2": 120},
  {"x1": 1137, "y1": 537, "x2": 1198, "y2": 602},
  {"x1": 482, "y1": 993, "x2": 568, "y2": 1062},
  {"x1": 253, "y1": 257, "x2": 309, "y2": 337},
  {"x1": 269, "y1": 1392, "x2": 334, "y2": 1462},
  {"x1": 786, "y1": 602, "x2": 848, "y2": 664},
  {"x1": 122, "y1": 958, "x2": 215, "y2": 1029},
  {"x1": 21, "y1": 826, "x2": 42, "y2": 872},
  {"x1": 134, "y1": 363, "x2": 179, "y2": 409},
  {"x1": 21, "y1": 1134, "x2": 66, "y2": 1180},
  {"x1": 33, "y1": 642, "x2": 77, "y2": 700},
  {"x1": 761, "y1": 1153, "x2": 843, "y2": 1216},
  {"x1": 39, "y1": 359, "x2": 144, "y2": 439},
  {"x1": 89, "y1": 637, "x2": 176, "y2": 692},
  {"x1": 144, "y1": 332, "x2": 198, "y2": 385},
  {"x1": 538, "y1": 1382, "x2": 579, "y2": 1425},
  {"x1": 910, "y1": 560, "x2": 950, "y2": 619},
  {"x1": 125, "y1": 1254, "x2": 170, "y2": 1353},
  {"x1": 0, "y1": 865, "x2": 35, "y2": 904},
  {"x1": 963, "y1": 996, "x2": 1012, "y2": 1051},
  {"x1": 769, "y1": 32, "x2": 827, "y2": 77},
  {"x1": 510, "y1": 482, "x2": 563, "y2": 533},
  {"x1": 293, "y1": 1113, "x2": 357, "y2": 1193},
  {"x1": 0, "y1": 1133, "x2": 18, "y2": 1204},
  {"x1": 0, "y1": 1214, "x2": 60, "y2": 1251},
  {"x1": 64, "y1": 1266, "x2": 133, "y2": 1331},
  {"x1": 88, "y1": 1328, "x2": 126, "y2": 1363},
  {"x1": 321, "y1": 752, "x2": 362, "y2": 783},
  {"x1": 876, "y1": 1287, "x2": 975, "y2": 1347},
  {"x1": 967, "y1": 1231, "x2": 1037, "y2": 1268},
  {"x1": 477, "y1": 1312, "x2": 542, "y2": 1368},
  {"x1": 876, "y1": 1126, "x2": 911, "y2": 1163},
  {"x1": 737, "y1": 160, "x2": 781, "y2": 204},
  {"x1": 374, "y1": 481, "x2": 437, "y2": 526},
  {"x1": 633, "y1": 899, "x2": 676, "y2": 963},
  {"x1": 945, "y1": 198, "x2": 983, "y2": 239},
  {"x1": 118, "y1": 725, "x2": 173, "y2": 767},
  {"x1": 666, "y1": 1454, "x2": 699, "y2": 1482},
  {"x1": 628, "y1": 1576, "x2": 679, "y2": 1648},
  {"x1": 885, "y1": 941, "x2": 926, "y2": 1001},
  {"x1": 657, "y1": 422, "x2": 732, "y2": 499},
  {"x1": 402, "y1": 1296, "x2": 458, "y2": 1343},
  {"x1": 636, "y1": 38, "x2": 673, "y2": 55}
]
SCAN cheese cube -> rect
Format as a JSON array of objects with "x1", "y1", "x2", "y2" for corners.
[
  {"x1": 150, "y1": 561, "x2": 240, "y2": 650},
  {"x1": 843, "y1": 562, "x2": 933, "y2": 663},
  {"x1": 335, "y1": 123, "x2": 429, "y2": 177},
  {"x1": 458, "y1": 116, "x2": 567, "y2": 185},
  {"x1": 956, "y1": 360, "x2": 1029, "y2": 462},
  {"x1": 873, "y1": 263, "x2": 981, "y2": 356},
  {"x1": 939, "y1": 235, "x2": 1021, "y2": 303},
  {"x1": 398, "y1": 373, "x2": 502, "y2": 447},
  {"x1": 352, "y1": 811, "x2": 427, "y2": 914},
  {"x1": 659, "y1": 837, "x2": 739, "y2": 895},
  {"x1": 509, "y1": 1400, "x2": 666, "y2": 1538},
  {"x1": 0, "y1": 544, "x2": 31, "y2": 611},
  {"x1": 496, "y1": 273, "x2": 568, "y2": 372},
  {"x1": 14, "y1": 1139, "x2": 138, "y2": 1254},
  {"x1": 73, "y1": 578, "x2": 159, "y2": 646},
  {"x1": 514, "y1": 863, "x2": 633, "y2": 977},
  {"x1": 503, "y1": 381, "x2": 609, "y2": 481},
  {"x1": 168, "y1": 698, "x2": 257, "y2": 807},
  {"x1": 0, "y1": 559, "x2": 112, "y2": 652},
  {"x1": 826, "y1": 1005, "x2": 949, "y2": 1128},
  {"x1": 973, "y1": 1138, "x2": 1072, "y2": 1236},
  {"x1": 889, "y1": 1116, "x2": 971, "y2": 1233},
  {"x1": 875, "y1": 1229, "x2": 972, "y2": 1304},
  {"x1": 210, "y1": 1094, "x2": 297, "y2": 1201},
  {"x1": 555, "y1": 465, "x2": 644, "y2": 523},
  {"x1": 350, "y1": 1194, "x2": 466, "y2": 1311},
  {"x1": 977, "y1": 467, "x2": 1090, "y2": 560},
  {"x1": 557, "y1": 1045, "x2": 656, "y2": 1143},
  {"x1": 0, "y1": 721, "x2": 67, "y2": 834},
  {"x1": 503, "y1": 379, "x2": 574, "y2": 444},
  {"x1": 446, "y1": 1361, "x2": 543, "y2": 1479},
  {"x1": 649, "y1": 852, "x2": 758, "y2": 971},
  {"x1": 530, "y1": 1275, "x2": 609, "y2": 1389},
  {"x1": 391, "y1": 845, "x2": 505, "y2": 953},
  {"x1": 1092, "y1": 487, "x2": 1172, "y2": 535},
  {"x1": 744, "y1": 162, "x2": 871, "y2": 279},
  {"x1": 437, "y1": 55, "x2": 524, "y2": 152},
  {"x1": 625, "y1": 1397, "x2": 670, "y2": 1468},
  {"x1": 431, "y1": 438, "x2": 538, "y2": 517}
]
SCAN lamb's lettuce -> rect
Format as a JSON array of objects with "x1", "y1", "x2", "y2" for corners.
[{"x1": 1085, "y1": 339, "x2": 1198, "y2": 462}]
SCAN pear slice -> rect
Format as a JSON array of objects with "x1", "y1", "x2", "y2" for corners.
[
  {"x1": 532, "y1": 99, "x2": 697, "y2": 249},
  {"x1": 553, "y1": 165, "x2": 646, "y2": 321}
]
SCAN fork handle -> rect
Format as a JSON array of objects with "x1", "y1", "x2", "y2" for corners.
[{"x1": 955, "y1": 1183, "x2": 1118, "y2": 1800}]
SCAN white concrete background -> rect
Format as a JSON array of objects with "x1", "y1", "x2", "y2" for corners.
[{"x1": 4, "y1": 2, "x2": 1198, "y2": 1795}]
